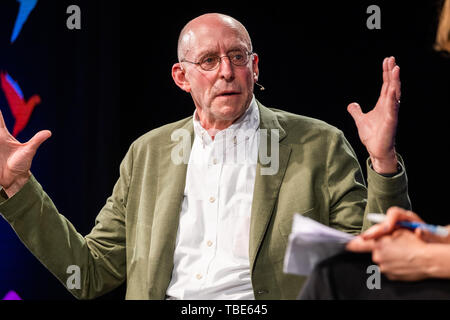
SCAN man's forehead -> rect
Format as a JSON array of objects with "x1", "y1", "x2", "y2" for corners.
[{"x1": 181, "y1": 24, "x2": 247, "y2": 55}]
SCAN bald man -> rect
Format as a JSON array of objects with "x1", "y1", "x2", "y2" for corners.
[{"x1": 0, "y1": 13, "x2": 410, "y2": 300}]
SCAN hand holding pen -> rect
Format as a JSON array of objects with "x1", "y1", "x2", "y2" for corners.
[
  {"x1": 347, "y1": 207, "x2": 450, "y2": 281},
  {"x1": 363, "y1": 207, "x2": 450, "y2": 243}
]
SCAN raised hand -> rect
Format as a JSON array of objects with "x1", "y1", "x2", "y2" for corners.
[
  {"x1": 0, "y1": 109, "x2": 51, "y2": 197},
  {"x1": 347, "y1": 56, "x2": 401, "y2": 174}
]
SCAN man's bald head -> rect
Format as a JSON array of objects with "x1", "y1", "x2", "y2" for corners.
[
  {"x1": 177, "y1": 13, "x2": 253, "y2": 61},
  {"x1": 172, "y1": 13, "x2": 259, "y2": 131}
]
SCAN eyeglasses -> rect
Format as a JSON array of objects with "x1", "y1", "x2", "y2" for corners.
[{"x1": 181, "y1": 50, "x2": 253, "y2": 71}]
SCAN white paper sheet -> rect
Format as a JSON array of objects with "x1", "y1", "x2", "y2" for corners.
[{"x1": 283, "y1": 214, "x2": 356, "y2": 276}]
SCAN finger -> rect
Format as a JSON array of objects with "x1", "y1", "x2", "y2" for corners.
[
  {"x1": 0, "y1": 109, "x2": 15, "y2": 138},
  {"x1": 385, "y1": 273, "x2": 401, "y2": 281},
  {"x1": 388, "y1": 56, "x2": 396, "y2": 75},
  {"x1": 385, "y1": 57, "x2": 395, "y2": 92},
  {"x1": 372, "y1": 250, "x2": 381, "y2": 264},
  {"x1": 385, "y1": 206, "x2": 423, "y2": 229},
  {"x1": 387, "y1": 86, "x2": 400, "y2": 117},
  {"x1": 361, "y1": 223, "x2": 389, "y2": 240},
  {"x1": 392, "y1": 228, "x2": 413, "y2": 238},
  {"x1": 362, "y1": 207, "x2": 423, "y2": 240},
  {"x1": 392, "y1": 65, "x2": 401, "y2": 102},
  {"x1": 346, "y1": 236, "x2": 375, "y2": 252},
  {"x1": 385, "y1": 57, "x2": 393, "y2": 82},
  {"x1": 383, "y1": 207, "x2": 422, "y2": 237},
  {"x1": 347, "y1": 102, "x2": 364, "y2": 126},
  {"x1": 388, "y1": 57, "x2": 401, "y2": 97},
  {"x1": 0, "y1": 109, "x2": 7, "y2": 129},
  {"x1": 381, "y1": 57, "x2": 389, "y2": 96},
  {"x1": 26, "y1": 130, "x2": 52, "y2": 153}
]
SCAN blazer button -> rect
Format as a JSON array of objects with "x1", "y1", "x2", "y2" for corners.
[{"x1": 257, "y1": 289, "x2": 268, "y2": 295}]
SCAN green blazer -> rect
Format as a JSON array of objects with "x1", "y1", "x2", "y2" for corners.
[{"x1": 0, "y1": 101, "x2": 410, "y2": 300}]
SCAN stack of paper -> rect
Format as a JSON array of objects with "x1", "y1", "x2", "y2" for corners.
[{"x1": 283, "y1": 214, "x2": 356, "y2": 276}]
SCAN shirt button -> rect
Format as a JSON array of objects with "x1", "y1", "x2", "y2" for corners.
[
  {"x1": 196, "y1": 274, "x2": 203, "y2": 280},
  {"x1": 207, "y1": 240, "x2": 213, "y2": 247},
  {"x1": 209, "y1": 196, "x2": 215, "y2": 203}
]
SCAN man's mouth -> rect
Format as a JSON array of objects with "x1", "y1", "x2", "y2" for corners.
[{"x1": 217, "y1": 91, "x2": 240, "y2": 97}]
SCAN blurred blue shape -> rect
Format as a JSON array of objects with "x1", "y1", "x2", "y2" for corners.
[{"x1": 10, "y1": 0, "x2": 38, "y2": 43}]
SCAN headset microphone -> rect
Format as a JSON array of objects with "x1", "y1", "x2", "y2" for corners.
[
  {"x1": 253, "y1": 73, "x2": 265, "y2": 91},
  {"x1": 255, "y1": 82, "x2": 265, "y2": 91}
]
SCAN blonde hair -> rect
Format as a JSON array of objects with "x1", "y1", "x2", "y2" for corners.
[{"x1": 435, "y1": 0, "x2": 450, "y2": 53}]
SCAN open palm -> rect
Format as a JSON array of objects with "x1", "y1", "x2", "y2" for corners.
[
  {"x1": 0, "y1": 110, "x2": 51, "y2": 196},
  {"x1": 347, "y1": 56, "x2": 401, "y2": 173}
]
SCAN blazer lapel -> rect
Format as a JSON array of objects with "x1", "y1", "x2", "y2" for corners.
[
  {"x1": 249, "y1": 101, "x2": 292, "y2": 271},
  {"x1": 148, "y1": 119, "x2": 194, "y2": 296}
]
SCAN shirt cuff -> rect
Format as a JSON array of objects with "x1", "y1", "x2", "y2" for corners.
[
  {"x1": 366, "y1": 154, "x2": 408, "y2": 196},
  {"x1": 370, "y1": 162, "x2": 403, "y2": 178}
]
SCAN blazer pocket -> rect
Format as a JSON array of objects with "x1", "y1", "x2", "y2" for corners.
[
  {"x1": 269, "y1": 207, "x2": 316, "y2": 264},
  {"x1": 278, "y1": 207, "x2": 315, "y2": 237}
]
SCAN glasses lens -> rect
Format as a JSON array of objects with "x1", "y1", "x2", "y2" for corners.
[
  {"x1": 198, "y1": 50, "x2": 250, "y2": 70},
  {"x1": 229, "y1": 50, "x2": 249, "y2": 66},
  {"x1": 200, "y1": 55, "x2": 220, "y2": 71}
]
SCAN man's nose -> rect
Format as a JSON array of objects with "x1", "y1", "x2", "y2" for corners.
[{"x1": 218, "y1": 56, "x2": 234, "y2": 80}]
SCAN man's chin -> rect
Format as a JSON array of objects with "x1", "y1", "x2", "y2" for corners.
[{"x1": 212, "y1": 105, "x2": 245, "y2": 121}]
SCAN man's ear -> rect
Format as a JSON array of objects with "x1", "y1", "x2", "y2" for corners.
[
  {"x1": 172, "y1": 63, "x2": 191, "y2": 92},
  {"x1": 252, "y1": 53, "x2": 260, "y2": 82}
]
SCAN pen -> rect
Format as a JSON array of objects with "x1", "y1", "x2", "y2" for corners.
[{"x1": 367, "y1": 213, "x2": 449, "y2": 237}]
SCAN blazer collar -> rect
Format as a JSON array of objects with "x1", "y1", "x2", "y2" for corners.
[{"x1": 256, "y1": 100, "x2": 287, "y2": 141}]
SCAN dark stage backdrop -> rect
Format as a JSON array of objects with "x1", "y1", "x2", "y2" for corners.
[{"x1": 0, "y1": 0, "x2": 448, "y2": 300}]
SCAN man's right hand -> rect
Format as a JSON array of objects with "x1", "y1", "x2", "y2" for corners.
[{"x1": 0, "y1": 110, "x2": 51, "y2": 198}]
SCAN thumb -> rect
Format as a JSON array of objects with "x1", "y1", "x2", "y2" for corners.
[
  {"x1": 26, "y1": 130, "x2": 52, "y2": 153},
  {"x1": 346, "y1": 236, "x2": 375, "y2": 252},
  {"x1": 347, "y1": 102, "x2": 364, "y2": 125}
]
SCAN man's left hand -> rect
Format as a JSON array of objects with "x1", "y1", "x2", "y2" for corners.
[{"x1": 347, "y1": 56, "x2": 401, "y2": 174}]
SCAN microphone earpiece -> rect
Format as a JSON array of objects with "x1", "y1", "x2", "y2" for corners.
[
  {"x1": 255, "y1": 82, "x2": 265, "y2": 91},
  {"x1": 253, "y1": 73, "x2": 265, "y2": 90}
]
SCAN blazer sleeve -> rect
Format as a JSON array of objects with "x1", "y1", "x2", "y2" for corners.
[
  {"x1": 0, "y1": 144, "x2": 134, "y2": 299},
  {"x1": 326, "y1": 130, "x2": 411, "y2": 234}
]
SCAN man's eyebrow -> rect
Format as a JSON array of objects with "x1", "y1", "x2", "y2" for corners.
[
  {"x1": 195, "y1": 49, "x2": 217, "y2": 59},
  {"x1": 194, "y1": 46, "x2": 249, "y2": 59}
]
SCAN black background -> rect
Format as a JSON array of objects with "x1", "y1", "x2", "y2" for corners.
[{"x1": 0, "y1": 0, "x2": 449, "y2": 300}]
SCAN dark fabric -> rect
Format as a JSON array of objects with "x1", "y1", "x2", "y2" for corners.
[{"x1": 298, "y1": 252, "x2": 450, "y2": 300}]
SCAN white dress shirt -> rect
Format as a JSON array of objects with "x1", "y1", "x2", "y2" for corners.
[{"x1": 165, "y1": 97, "x2": 260, "y2": 300}]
